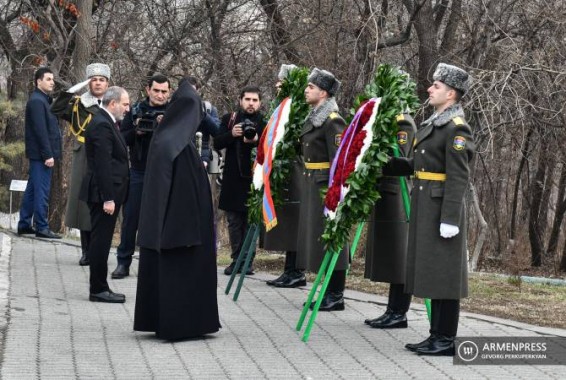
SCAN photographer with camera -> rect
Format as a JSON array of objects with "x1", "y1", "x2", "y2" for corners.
[
  {"x1": 111, "y1": 73, "x2": 170, "y2": 279},
  {"x1": 215, "y1": 86, "x2": 266, "y2": 275}
]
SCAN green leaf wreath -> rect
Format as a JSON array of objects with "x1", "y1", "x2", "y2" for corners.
[
  {"x1": 321, "y1": 64, "x2": 420, "y2": 252},
  {"x1": 247, "y1": 67, "x2": 310, "y2": 224}
]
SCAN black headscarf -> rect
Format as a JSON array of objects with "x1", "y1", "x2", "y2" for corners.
[{"x1": 137, "y1": 79, "x2": 204, "y2": 250}]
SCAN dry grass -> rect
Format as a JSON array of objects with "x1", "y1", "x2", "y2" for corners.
[{"x1": 218, "y1": 246, "x2": 566, "y2": 330}]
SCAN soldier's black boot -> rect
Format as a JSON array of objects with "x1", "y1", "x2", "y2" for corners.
[
  {"x1": 415, "y1": 299, "x2": 459, "y2": 356},
  {"x1": 364, "y1": 308, "x2": 392, "y2": 325},
  {"x1": 268, "y1": 251, "x2": 302, "y2": 286},
  {"x1": 406, "y1": 297, "x2": 442, "y2": 352},
  {"x1": 368, "y1": 284, "x2": 411, "y2": 328},
  {"x1": 310, "y1": 270, "x2": 346, "y2": 311}
]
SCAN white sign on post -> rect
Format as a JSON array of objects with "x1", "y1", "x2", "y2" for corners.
[
  {"x1": 8, "y1": 180, "x2": 28, "y2": 230},
  {"x1": 9, "y1": 180, "x2": 28, "y2": 192}
]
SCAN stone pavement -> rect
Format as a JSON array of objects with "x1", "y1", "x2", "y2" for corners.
[{"x1": 0, "y1": 231, "x2": 564, "y2": 380}]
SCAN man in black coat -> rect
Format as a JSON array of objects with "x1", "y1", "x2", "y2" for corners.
[
  {"x1": 112, "y1": 74, "x2": 170, "y2": 279},
  {"x1": 17, "y1": 67, "x2": 62, "y2": 239},
  {"x1": 80, "y1": 86, "x2": 130, "y2": 303},
  {"x1": 214, "y1": 86, "x2": 266, "y2": 275}
]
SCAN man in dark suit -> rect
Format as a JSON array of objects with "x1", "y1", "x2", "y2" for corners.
[
  {"x1": 17, "y1": 67, "x2": 62, "y2": 239},
  {"x1": 80, "y1": 86, "x2": 130, "y2": 303}
]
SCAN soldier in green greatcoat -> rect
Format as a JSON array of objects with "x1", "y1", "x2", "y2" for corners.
[
  {"x1": 296, "y1": 68, "x2": 348, "y2": 311},
  {"x1": 51, "y1": 63, "x2": 110, "y2": 266},
  {"x1": 364, "y1": 113, "x2": 416, "y2": 328},
  {"x1": 385, "y1": 63, "x2": 474, "y2": 356},
  {"x1": 265, "y1": 64, "x2": 307, "y2": 288}
]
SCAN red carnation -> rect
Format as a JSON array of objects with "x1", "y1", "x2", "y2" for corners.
[{"x1": 325, "y1": 184, "x2": 341, "y2": 211}]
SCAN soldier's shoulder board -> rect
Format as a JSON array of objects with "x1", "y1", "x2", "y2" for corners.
[
  {"x1": 329, "y1": 112, "x2": 341, "y2": 120},
  {"x1": 396, "y1": 114, "x2": 405, "y2": 122},
  {"x1": 452, "y1": 116, "x2": 466, "y2": 126}
]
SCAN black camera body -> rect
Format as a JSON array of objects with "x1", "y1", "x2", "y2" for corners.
[
  {"x1": 241, "y1": 118, "x2": 257, "y2": 140},
  {"x1": 136, "y1": 110, "x2": 164, "y2": 133}
]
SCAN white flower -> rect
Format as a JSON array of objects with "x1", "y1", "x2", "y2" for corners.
[{"x1": 252, "y1": 163, "x2": 263, "y2": 190}]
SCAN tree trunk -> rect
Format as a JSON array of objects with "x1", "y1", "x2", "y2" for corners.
[
  {"x1": 528, "y1": 148, "x2": 547, "y2": 267},
  {"x1": 410, "y1": 1, "x2": 438, "y2": 101},
  {"x1": 259, "y1": 0, "x2": 301, "y2": 64},
  {"x1": 547, "y1": 164, "x2": 566, "y2": 257}
]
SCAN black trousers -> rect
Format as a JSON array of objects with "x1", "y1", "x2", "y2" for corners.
[
  {"x1": 88, "y1": 202, "x2": 121, "y2": 294},
  {"x1": 225, "y1": 210, "x2": 251, "y2": 260},
  {"x1": 284, "y1": 251, "x2": 300, "y2": 272},
  {"x1": 388, "y1": 283, "x2": 412, "y2": 314},
  {"x1": 80, "y1": 230, "x2": 91, "y2": 255},
  {"x1": 430, "y1": 299, "x2": 460, "y2": 337},
  {"x1": 328, "y1": 269, "x2": 346, "y2": 293}
]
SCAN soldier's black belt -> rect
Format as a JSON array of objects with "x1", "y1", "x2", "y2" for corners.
[{"x1": 414, "y1": 171, "x2": 446, "y2": 181}]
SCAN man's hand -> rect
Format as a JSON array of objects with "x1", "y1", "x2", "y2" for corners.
[
  {"x1": 156, "y1": 114, "x2": 164, "y2": 123},
  {"x1": 203, "y1": 161, "x2": 208, "y2": 169},
  {"x1": 231, "y1": 123, "x2": 244, "y2": 137},
  {"x1": 103, "y1": 200, "x2": 116, "y2": 215},
  {"x1": 68, "y1": 79, "x2": 91, "y2": 93},
  {"x1": 44, "y1": 158, "x2": 54, "y2": 167}
]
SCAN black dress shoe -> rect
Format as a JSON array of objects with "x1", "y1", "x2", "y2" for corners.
[
  {"x1": 369, "y1": 312, "x2": 407, "y2": 329},
  {"x1": 364, "y1": 308, "x2": 393, "y2": 325},
  {"x1": 274, "y1": 271, "x2": 306, "y2": 288},
  {"x1": 17, "y1": 226, "x2": 36, "y2": 235},
  {"x1": 406, "y1": 336, "x2": 433, "y2": 352},
  {"x1": 79, "y1": 253, "x2": 89, "y2": 266},
  {"x1": 35, "y1": 229, "x2": 62, "y2": 239},
  {"x1": 89, "y1": 290, "x2": 126, "y2": 303},
  {"x1": 309, "y1": 291, "x2": 345, "y2": 311},
  {"x1": 415, "y1": 334, "x2": 455, "y2": 356},
  {"x1": 111, "y1": 264, "x2": 129, "y2": 279},
  {"x1": 267, "y1": 272, "x2": 288, "y2": 286}
]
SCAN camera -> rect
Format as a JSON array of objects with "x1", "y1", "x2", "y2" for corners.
[
  {"x1": 136, "y1": 110, "x2": 164, "y2": 133},
  {"x1": 241, "y1": 118, "x2": 257, "y2": 140}
]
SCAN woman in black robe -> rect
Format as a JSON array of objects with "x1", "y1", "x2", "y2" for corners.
[{"x1": 133, "y1": 79, "x2": 221, "y2": 340}]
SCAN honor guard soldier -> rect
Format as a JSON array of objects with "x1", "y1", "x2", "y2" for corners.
[
  {"x1": 296, "y1": 68, "x2": 348, "y2": 311},
  {"x1": 52, "y1": 63, "x2": 110, "y2": 266},
  {"x1": 265, "y1": 64, "x2": 307, "y2": 288},
  {"x1": 384, "y1": 63, "x2": 474, "y2": 356},
  {"x1": 364, "y1": 112, "x2": 417, "y2": 328}
]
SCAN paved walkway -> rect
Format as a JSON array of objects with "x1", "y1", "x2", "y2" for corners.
[{"x1": 0, "y1": 231, "x2": 564, "y2": 379}]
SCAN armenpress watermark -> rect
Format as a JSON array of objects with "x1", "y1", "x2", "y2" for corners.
[{"x1": 454, "y1": 337, "x2": 566, "y2": 365}]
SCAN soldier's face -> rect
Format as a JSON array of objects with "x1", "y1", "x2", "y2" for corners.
[
  {"x1": 89, "y1": 76, "x2": 109, "y2": 98},
  {"x1": 239, "y1": 92, "x2": 261, "y2": 115},
  {"x1": 427, "y1": 81, "x2": 455, "y2": 109},
  {"x1": 304, "y1": 83, "x2": 327, "y2": 106},
  {"x1": 146, "y1": 81, "x2": 170, "y2": 107},
  {"x1": 36, "y1": 73, "x2": 55, "y2": 93}
]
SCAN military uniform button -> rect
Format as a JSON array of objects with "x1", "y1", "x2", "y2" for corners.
[
  {"x1": 421, "y1": 168, "x2": 425, "y2": 171},
  {"x1": 421, "y1": 149, "x2": 425, "y2": 154},
  {"x1": 305, "y1": 143, "x2": 309, "y2": 147},
  {"x1": 307, "y1": 158, "x2": 311, "y2": 162},
  {"x1": 419, "y1": 186, "x2": 423, "y2": 190}
]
